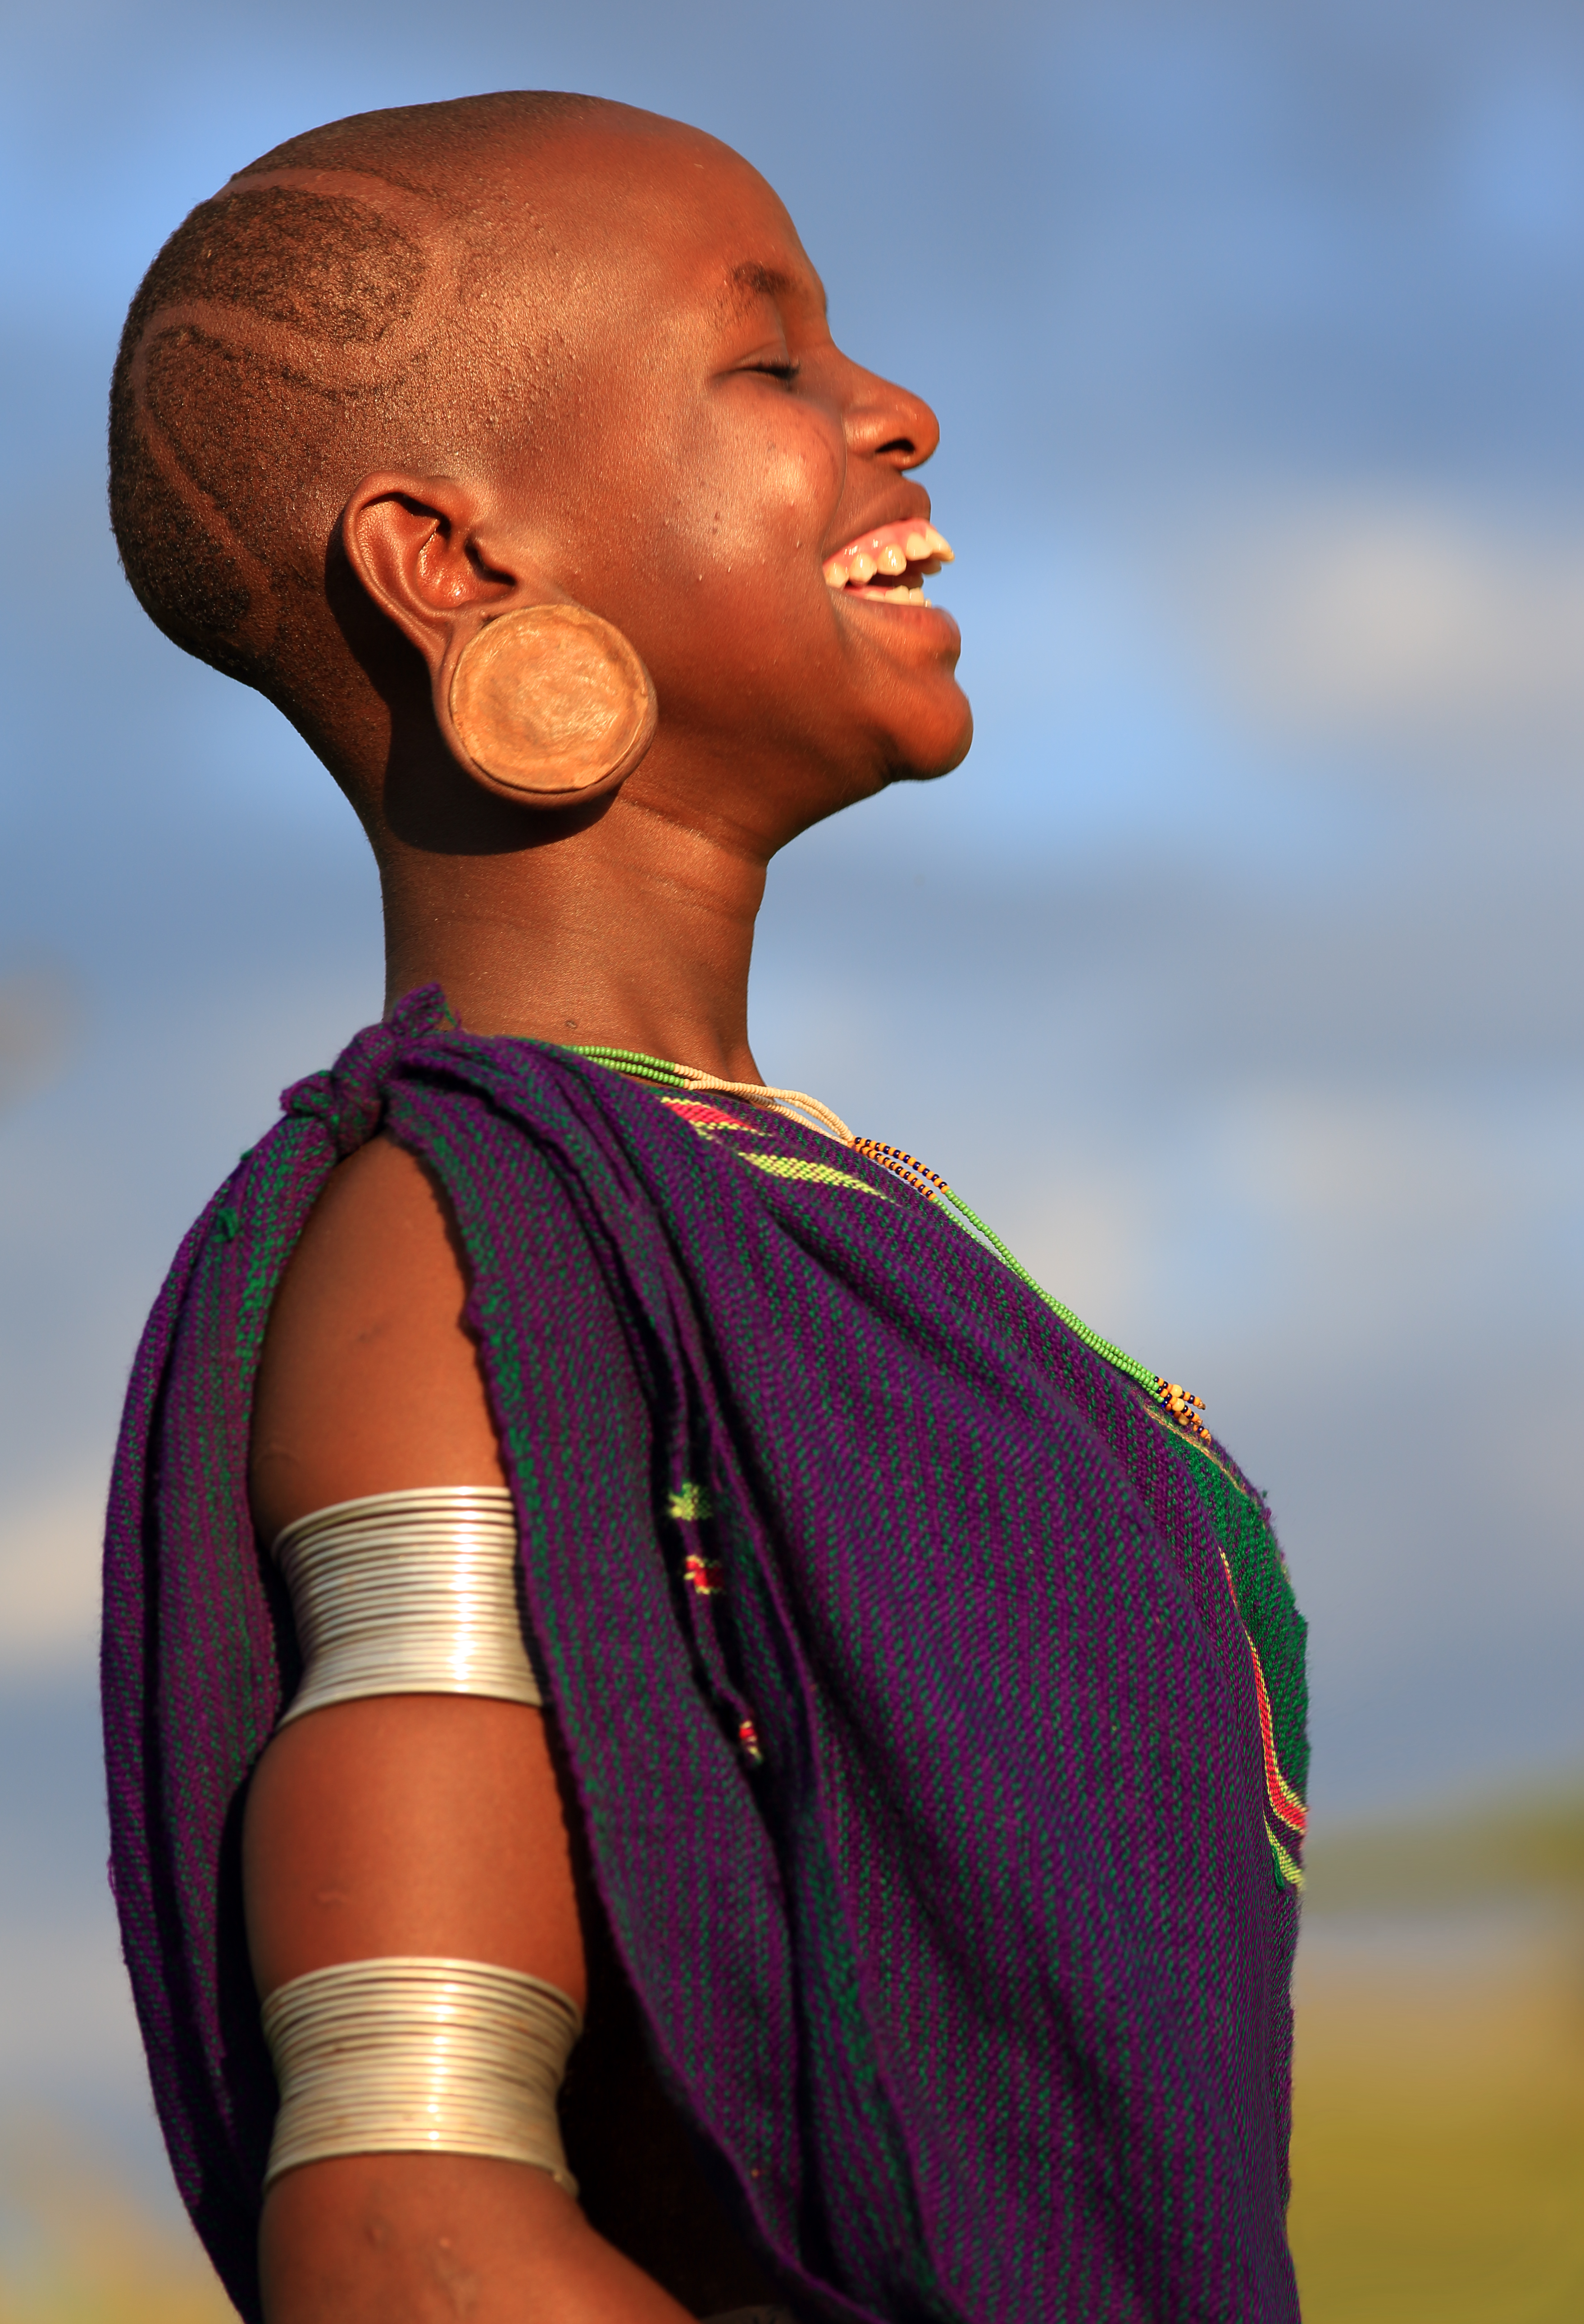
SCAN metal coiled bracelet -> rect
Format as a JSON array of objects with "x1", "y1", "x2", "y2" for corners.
[
  {"x1": 264, "y1": 1488, "x2": 574, "y2": 2194},
  {"x1": 261, "y1": 1956, "x2": 582, "y2": 2192},
  {"x1": 271, "y1": 1486, "x2": 542, "y2": 1720}
]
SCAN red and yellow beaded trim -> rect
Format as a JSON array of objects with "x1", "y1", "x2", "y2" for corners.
[{"x1": 1218, "y1": 1548, "x2": 1306, "y2": 1875}]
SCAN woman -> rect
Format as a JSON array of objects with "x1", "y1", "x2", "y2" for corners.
[{"x1": 104, "y1": 90, "x2": 1307, "y2": 2324}]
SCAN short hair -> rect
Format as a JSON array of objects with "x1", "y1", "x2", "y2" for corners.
[{"x1": 108, "y1": 94, "x2": 601, "y2": 711}]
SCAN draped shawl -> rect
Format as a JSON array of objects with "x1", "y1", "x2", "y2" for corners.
[{"x1": 102, "y1": 987, "x2": 1307, "y2": 2324}]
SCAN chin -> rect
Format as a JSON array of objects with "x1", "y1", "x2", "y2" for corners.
[{"x1": 884, "y1": 689, "x2": 975, "y2": 786}]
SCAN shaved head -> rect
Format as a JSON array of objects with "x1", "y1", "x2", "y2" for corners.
[
  {"x1": 109, "y1": 94, "x2": 631, "y2": 730},
  {"x1": 109, "y1": 91, "x2": 969, "y2": 876}
]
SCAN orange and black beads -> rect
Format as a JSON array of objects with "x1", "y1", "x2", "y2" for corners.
[
  {"x1": 579, "y1": 1046, "x2": 1216, "y2": 1454},
  {"x1": 850, "y1": 1137, "x2": 949, "y2": 1201},
  {"x1": 1156, "y1": 1380, "x2": 1211, "y2": 1442},
  {"x1": 851, "y1": 1135, "x2": 1211, "y2": 1446}
]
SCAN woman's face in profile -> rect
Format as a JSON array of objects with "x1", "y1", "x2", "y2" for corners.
[{"x1": 476, "y1": 119, "x2": 974, "y2": 838}]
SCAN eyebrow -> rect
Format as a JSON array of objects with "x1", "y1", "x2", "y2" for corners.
[{"x1": 727, "y1": 259, "x2": 828, "y2": 318}]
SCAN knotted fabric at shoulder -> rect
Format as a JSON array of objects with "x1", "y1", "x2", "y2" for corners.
[{"x1": 281, "y1": 985, "x2": 455, "y2": 1158}]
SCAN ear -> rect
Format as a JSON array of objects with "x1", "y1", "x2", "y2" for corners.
[
  {"x1": 341, "y1": 472, "x2": 658, "y2": 809},
  {"x1": 341, "y1": 471, "x2": 527, "y2": 675}
]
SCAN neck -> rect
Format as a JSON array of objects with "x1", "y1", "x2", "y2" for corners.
[{"x1": 377, "y1": 785, "x2": 769, "y2": 1083}]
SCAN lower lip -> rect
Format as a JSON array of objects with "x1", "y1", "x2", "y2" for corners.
[{"x1": 834, "y1": 590, "x2": 960, "y2": 639}]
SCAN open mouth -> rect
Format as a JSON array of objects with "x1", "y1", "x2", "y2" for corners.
[{"x1": 823, "y1": 521, "x2": 954, "y2": 606}]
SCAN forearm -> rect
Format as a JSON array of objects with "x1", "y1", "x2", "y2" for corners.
[{"x1": 261, "y1": 2153, "x2": 695, "y2": 2324}]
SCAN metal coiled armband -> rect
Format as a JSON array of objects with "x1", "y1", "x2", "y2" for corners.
[
  {"x1": 271, "y1": 1486, "x2": 541, "y2": 1722},
  {"x1": 262, "y1": 1956, "x2": 582, "y2": 2191}
]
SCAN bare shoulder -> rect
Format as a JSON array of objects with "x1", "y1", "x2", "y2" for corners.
[{"x1": 250, "y1": 1134, "x2": 504, "y2": 1542}]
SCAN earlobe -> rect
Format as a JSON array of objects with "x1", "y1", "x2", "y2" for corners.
[
  {"x1": 438, "y1": 605, "x2": 659, "y2": 804},
  {"x1": 342, "y1": 472, "x2": 658, "y2": 810}
]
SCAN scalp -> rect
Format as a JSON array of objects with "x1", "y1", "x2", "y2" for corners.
[
  {"x1": 240, "y1": 89, "x2": 612, "y2": 196},
  {"x1": 109, "y1": 181, "x2": 434, "y2": 692},
  {"x1": 106, "y1": 93, "x2": 647, "y2": 744}
]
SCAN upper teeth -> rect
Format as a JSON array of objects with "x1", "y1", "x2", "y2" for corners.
[{"x1": 823, "y1": 522, "x2": 954, "y2": 593}]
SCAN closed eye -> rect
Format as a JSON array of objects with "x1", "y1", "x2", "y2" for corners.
[{"x1": 742, "y1": 357, "x2": 801, "y2": 381}]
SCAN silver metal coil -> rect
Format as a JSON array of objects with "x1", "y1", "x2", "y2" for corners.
[
  {"x1": 261, "y1": 1955, "x2": 582, "y2": 2191},
  {"x1": 271, "y1": 1487, "x2": 542, "y2": 1724}
]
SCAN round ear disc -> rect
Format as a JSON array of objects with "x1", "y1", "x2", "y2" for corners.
[{"x1": 448, "y1": 604, "x2": 657, "y2": 797}]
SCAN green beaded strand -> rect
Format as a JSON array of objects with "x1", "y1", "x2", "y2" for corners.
[
  {"x1": 568, "y1": 1042, "x2": 1200, "y2": 1428},
  {"x1": 571, "y1": 1045, "x2": 696, "y2": 1088},
  {"x1": 929, "y1": 1185, "x2": 1162, "y2": 1398}
]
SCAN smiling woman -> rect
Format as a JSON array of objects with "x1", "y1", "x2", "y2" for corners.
[{"x1": 101, "y1": 90, "x2": 1307, "y2": 2324}]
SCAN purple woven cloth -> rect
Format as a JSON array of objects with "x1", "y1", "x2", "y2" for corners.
[{"x1": 102, "y1": 988, "x2": 1305, "y2": 2323}]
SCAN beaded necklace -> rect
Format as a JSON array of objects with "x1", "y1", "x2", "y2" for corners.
[{"x1": 570, "y1": 1044, "x2": 1209, "y2": 1443}]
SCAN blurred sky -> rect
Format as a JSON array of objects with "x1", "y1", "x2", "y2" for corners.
[{"x1": 3, "y1": 0, "x2": 1583, "y2": 2221}]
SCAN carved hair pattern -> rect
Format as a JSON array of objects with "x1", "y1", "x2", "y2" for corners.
[{"x1": 110, "y1": 167, "x2": 459, "y2": 680}]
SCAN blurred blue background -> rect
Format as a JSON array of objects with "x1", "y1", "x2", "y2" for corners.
[{"x1": 2, "y1": 0, "x2": 1582, "y2": 2278}]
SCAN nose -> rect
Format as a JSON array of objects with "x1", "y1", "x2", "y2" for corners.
[{"x1": 843, "y1": 363, "x2": 941, "y2": 472}]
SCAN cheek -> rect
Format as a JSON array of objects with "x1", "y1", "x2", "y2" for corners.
[
  {"x1": 650, "y1": 399, "x2": 842, "y2": 584},
  {"x1": 542, "y1": 384, "x2": 848, "y2": 723}
]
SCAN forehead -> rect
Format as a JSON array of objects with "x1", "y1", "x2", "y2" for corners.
[{"x1": 494, "y1": 122, "x2": 825, "y2": 322}]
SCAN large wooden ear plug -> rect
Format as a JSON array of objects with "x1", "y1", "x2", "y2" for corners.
[{"x1": 447, "y1": 604, "x2": 657, "y2": 799}]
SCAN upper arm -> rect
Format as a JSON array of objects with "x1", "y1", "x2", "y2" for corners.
[
  {"x1": 250, "y1": 1133, "x2": 506, "y2": 1543},
  {"x1": 243, "y1": 1132, "x2": 584, "y2": 2007}
]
